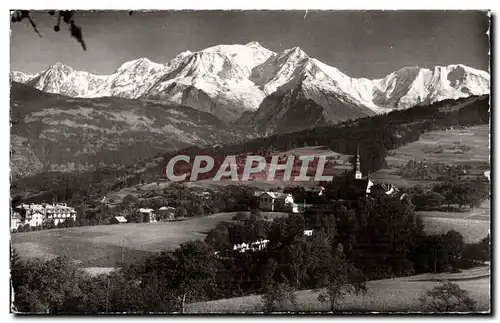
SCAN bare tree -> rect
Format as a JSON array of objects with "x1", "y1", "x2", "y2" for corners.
[{"x1": 419, "y1": 281, "x2": 477, "y2": 312}]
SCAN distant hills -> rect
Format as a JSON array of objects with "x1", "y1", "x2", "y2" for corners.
[
  {"x1": 12, "y1": 42, "x2": 490, "y2": 135},
  {"x1": 10, "y1": 82, "x2": 247, "y2": 178}
]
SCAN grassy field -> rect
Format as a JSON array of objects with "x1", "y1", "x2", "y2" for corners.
[
  {"x1": 369, "y1": 168, "x2": 438, "y2": 188},
  {"x1": 186, "y1": 267, "x2": 490, "y2": 313},
  {"x1": 386, "y1": 124, "x2": 490, "y2": 167},
  {"x1": 370, "y1": 124, "x2": 490, "y2": 189},
  {"x1": 11, "y1": 212, "x2": 237, "y2": 267},
  {"x1": 419, "y1": 200, "x2": 490, "y2": 243},
  {"x1": 10, "y1": 211, "x2": 288, "y2": 267}
]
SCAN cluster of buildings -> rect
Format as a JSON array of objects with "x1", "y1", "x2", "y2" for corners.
[
  {"x1": 112, "y1": 206, "x2": 177, "y2": 224},
  {"x1": 11, "y1": 203, "x2": 77, "y2": 231},
  {"x1": 221, "y1": 231, "x2": 314, "y2": 257},
  {"x1": 253, "y1": 146, "x2": 403, "y2": 215}
]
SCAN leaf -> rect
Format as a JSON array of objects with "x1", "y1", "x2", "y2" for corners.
[
  {"x1": 27, "y1": 14, "x2": 42, "y2": 38},
  {"x1": 69, "y1": 21, "x2": 86, "y2": 51}
]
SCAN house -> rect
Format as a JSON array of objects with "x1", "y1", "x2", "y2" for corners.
[
  {"x1": 139, "y1": 208, "x2": 157, "y2": 222},
  {"x1": 26, "y1": 212, "x2": 43, "y2": 227},
  {"x1": 258, "y1": 192, "x2": 294, "y2": 211},
  {"x1": 112, "y1": 216, "x2": 128, "y2": 224},
  {"x1": 45, "y1": 203, "x2": 77, "y2": 225},
  {"x1": 15, "y1": 203, "x2": 77, "y2": 226},
  {"x1": 10, "y1": 212, "x2": 22, "y2": 232}
]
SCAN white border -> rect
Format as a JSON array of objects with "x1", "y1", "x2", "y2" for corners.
[{"x1": 2, "y1": 1, "x2": 498, "y2": 322}]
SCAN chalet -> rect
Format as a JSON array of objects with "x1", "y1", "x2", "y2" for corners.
[
  {"x1": 112, "y1": 216, "x2": 128, "y2": 224},
  {"x1": 258, "y1": 192, "x2": 294, "y2": 212},
  {"x1": 139, "y1": 208, "x2": 157, "y2": 222},
  {"x1": 15, "y1": 203, "x2": 77, "y2": 226}
]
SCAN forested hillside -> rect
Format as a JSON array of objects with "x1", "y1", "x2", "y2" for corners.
[{"x1": 11, "y1": 95, "x2": 489, "y2": 207}]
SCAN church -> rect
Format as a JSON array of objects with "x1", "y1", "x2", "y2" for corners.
[{"x1": 349, "y1": 145, "x2": 402, "y2": 199}]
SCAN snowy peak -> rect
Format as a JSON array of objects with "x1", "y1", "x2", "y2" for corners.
[
  {"x1": 10, "y1": 71, "x2": 36, "y2": 83},
  {"x1": 11, "y1": 42, "x2": 489, "y2": 126},
  {"x1": 115, "y1": 57, "x2": 163, "y2": 73},
  {"x1": 250, "y1": 46, "x2": 314, "y2": 94},
  {"x1": 43, "y1": 62, "x2": 74, "y2": 79},
  {"x1": 372, "y1": 64, "x2": 490, "y2": 110},
  {"x1": 201, "y1": 43, "x2": 274, "y2": 76},
  {"x1": 245, "y1": 41, "x2": 263, "y2": 47}
]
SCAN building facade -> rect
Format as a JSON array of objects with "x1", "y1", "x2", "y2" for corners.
[
  {"x1": 139, "y1": 208, "x2": 157, "y2": 222},
  {"x1": 258, "y1": 192, "x2": 294, "y2": 211},
  {"x1": 14, "y1": 203, "x2": 77, "y2": 228}
]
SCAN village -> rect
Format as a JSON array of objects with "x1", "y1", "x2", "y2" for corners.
[
  {"x1": 10, "y1": 148, "x2": 405, "y2": 252},
  {"x1": 11, "y1": 203, "x2": 77, "y2": 232}
]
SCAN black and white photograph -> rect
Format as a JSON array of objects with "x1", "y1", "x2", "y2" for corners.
[{"x1": 8, "y1": 9, "x2": 491, "y2": 314}]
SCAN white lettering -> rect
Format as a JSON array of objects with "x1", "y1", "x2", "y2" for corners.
[
  {"x1": 165, "y1": 155, "x2": 190, "y2": 182},
  {"x1": 267, "y1": 155, "x2": 295, "y2": 181},
  {"x1": 190, "y1": 156, "x2": 215, "y2": 181},
  {"x1": 213, "y1": 156, "x2": 239, "y2": 181}
]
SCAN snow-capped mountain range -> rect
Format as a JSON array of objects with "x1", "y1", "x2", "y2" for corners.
[{"x1": 11, "y1": 41, "x2": 490, "y2": 129}]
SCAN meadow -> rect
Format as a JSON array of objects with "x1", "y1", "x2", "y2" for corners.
[
  {"x1": 186, "y1": 267, "x2": 490, "y2": 313},
  {"x1": 419, "y1": 200, "x2": 490, "y2": 244},
  {"x1": 385, "y1": 124, "x2": 489, "y2": 166},
  {"x1": 11, "y1": 211, "x2": 287, "y2": 267}
]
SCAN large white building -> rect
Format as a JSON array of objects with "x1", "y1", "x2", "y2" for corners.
[{"x1": 13, "y1": 203, "x2": 77, "y2": 229}]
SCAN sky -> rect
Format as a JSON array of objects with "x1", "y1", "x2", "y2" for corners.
[{"x1": 10, "y1": 10, "x2": 490, "y2": 79}]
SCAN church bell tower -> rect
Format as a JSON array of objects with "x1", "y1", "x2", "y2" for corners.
[{"x1": 354, "y1": 144, "x2": 362, "y2": 180}]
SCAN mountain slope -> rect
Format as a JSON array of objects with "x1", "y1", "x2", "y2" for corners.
[
  {"x1": 13, "y1": 42, "x2": 275, "y2": 122},
  {"x1": 10, "y1": 82, "x2": 247, "y2": 178}
]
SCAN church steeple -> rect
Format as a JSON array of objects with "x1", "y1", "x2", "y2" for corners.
[{"x1": 354, "y1": 144, "x2": 362, "y2": 180}]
